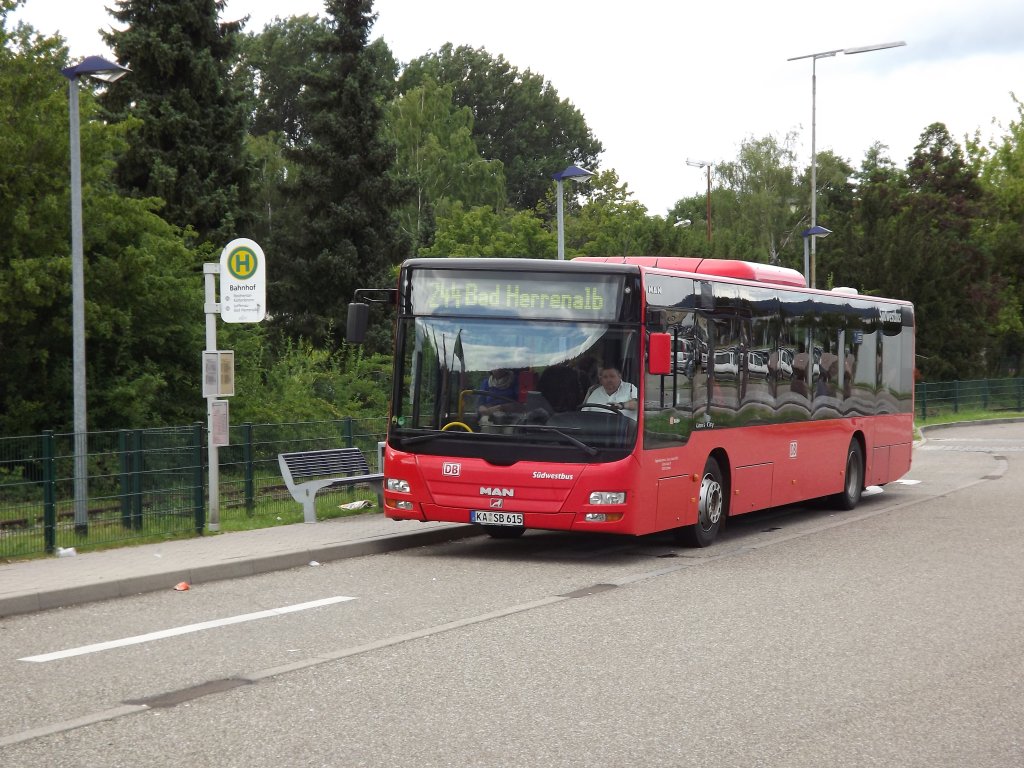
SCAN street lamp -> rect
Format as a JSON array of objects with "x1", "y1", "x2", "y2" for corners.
[
  {"x1": 788, "y1": 41, "x2": 905, "y2": 288},
  {"x1": 552, "y1": 165, "x2": 594, "y2": 259},
  {"x1": 801, "y1": 226, "x2": 831, "y2": 287},
  {"x1": 685, "y1": 158, "x2": 712, "y2": 242},
  {"x1": 61, "y1": 55, "x2": 129, "y2": 533}
]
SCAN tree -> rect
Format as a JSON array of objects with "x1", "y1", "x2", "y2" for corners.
[
  {"x1": 268, "y1": 0, "x2": 411, "y2": 350},
  {"x1": 845, "y1": 142, "x2": 905, "y2": 295},
  {"x1": 714, "y1": 133, "x2": 804, "y2": 266},
  {"x1": 235, "y1": 14, "x2": 327, "y2": 148},
  {"x1": 854, "y1": 124, "x2": 993, "y2": 380},
  {"x1": 386, "y1": 78, "x2": 506, "y2": 251},
  {"x1": 100, "y1": 0, "x2": 254, "y2": 246},
  {"x1": 399, "y1": 44, "x2": 603, "y2": 210},
  {"x1": 806, "y1": 149, "x2": 856, "y2": 288},
  {"x1": 979, "y1": 96, "x2": 1024, "y2": 374},
  {"x1": 420, "y1": 204, "x2": 554, "y2": 258},
  {"x1": 571, "y1": 169, "x2": 660, "y2": 258},
  {"x1": 0, "y1": 12, "x2": 204, "y2": 433}
]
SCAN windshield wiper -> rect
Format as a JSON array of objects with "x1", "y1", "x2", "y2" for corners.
[{"x1": 514, "y1": 424, "x2": 599, "y2": 456}]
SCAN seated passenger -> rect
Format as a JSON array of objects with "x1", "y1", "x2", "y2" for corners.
[
  {"x1": 584, "y1": 366, "x2": 638, "y2": 420},
  {"x1": 477, "y1": 368, "x2": 518, "y2": 417}
]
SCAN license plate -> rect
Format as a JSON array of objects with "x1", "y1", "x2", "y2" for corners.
[{"x1": 470, "y1": 510, "x2": 524, "y2": 526}]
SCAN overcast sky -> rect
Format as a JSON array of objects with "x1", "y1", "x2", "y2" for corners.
[{"x1": 12, "y1": 0, "x2": 1024, "y2": 215}]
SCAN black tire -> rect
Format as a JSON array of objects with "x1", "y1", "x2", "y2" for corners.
[
  {"x1": 483, "y1": 525, "x2": 526, "y2": 539},
  {"x1": 676, "y1": 457, "x2": 727, "y2": 548},
  {"x1": 834, "y1": 439, "x2": 864, "y2": 510}
]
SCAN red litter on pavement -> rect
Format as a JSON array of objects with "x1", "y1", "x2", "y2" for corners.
[{"x1": 173, "y1": 582, "x2": 190, "y2": 591}]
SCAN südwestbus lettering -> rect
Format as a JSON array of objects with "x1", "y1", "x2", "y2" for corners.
[{"x1": 427, "y1": 282, "x2": 606, "y2": 312}]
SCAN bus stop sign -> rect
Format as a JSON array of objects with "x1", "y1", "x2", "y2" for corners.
[{"x1": 220, "y1": 238, "x2": 266, "y2": 323}]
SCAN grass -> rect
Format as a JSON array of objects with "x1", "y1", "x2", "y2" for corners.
[
  {"x1": 0, "y1": 485, "x2": 382, "y2": 563},
  {"x1": 914, "y1": 407, "x2": 1024, "y2": 439}
]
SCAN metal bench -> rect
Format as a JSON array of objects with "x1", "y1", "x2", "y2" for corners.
[{"x1": 278, "y1": 447, "x2": 384, "y2": 524}]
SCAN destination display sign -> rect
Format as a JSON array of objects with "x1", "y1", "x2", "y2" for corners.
[{"x1": 410, "y1": 270, "x2": 624, "y2": 321}]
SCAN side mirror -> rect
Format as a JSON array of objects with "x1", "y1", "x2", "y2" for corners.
[
  {"x1": 647, "y1": 333, "x2": 672, "y2": 375},
  {"x1": 346, "y1": 302, "x2": 369, "y2": 344}
]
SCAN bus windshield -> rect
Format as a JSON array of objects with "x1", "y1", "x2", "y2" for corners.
[{"x1": 392, "y1": 315, "x2": 641, "y2": 457}]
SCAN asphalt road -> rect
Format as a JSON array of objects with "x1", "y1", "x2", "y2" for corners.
[{"x1": 1, "y1": 421, "x2": 1022, "y2": 767}]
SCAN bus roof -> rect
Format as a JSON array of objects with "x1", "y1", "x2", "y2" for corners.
[{"x1": 573, "y1": 256, "x2": 807, "y2": 288}]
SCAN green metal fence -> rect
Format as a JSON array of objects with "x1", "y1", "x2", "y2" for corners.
[
  {"x1": 0, "y1": 418, "x2": 386, "y2": 559},
  {"x1": 4, "y1": 382, "x2": 1021, "y2": 558},
  {"x1": 915, "y1": 378, "x2": 1024, "y2": 421}
]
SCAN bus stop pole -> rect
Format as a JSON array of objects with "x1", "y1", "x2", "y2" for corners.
[{"x1": 204, "y1": 263, "x2": 221, "y2": 531}]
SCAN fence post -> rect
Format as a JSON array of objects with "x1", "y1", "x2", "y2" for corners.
[
  {"x1": 243, "y1": 422, "x2": 255, "y2": 512},
  {"x1": 344, "y1": 416, "x2": 353, "y2": 448},
  {"x1": 191, "y1": 422, "x2": 205, "y2": 533},
  {"x1": 953, "y1": 380, "x2": 959, "y2": 414},
  {"x1": 1019, "y1": 377, "x2": 1023, "y2": 412},
  {"x1": 131, "y1": 430, "x2": 143, "y2": 529},
  {"x1": 118, "y1": 429, "x2": 131, "y2": 527},
  {"x1": 918, "y1": 383, "x2": 925, "y2": 421},
  {"x1": 983, "y1": 379, "x2": 989, "y2": 411},
  {"x1": 42, "y1": 430, "x2": 56, "y2": 554}
]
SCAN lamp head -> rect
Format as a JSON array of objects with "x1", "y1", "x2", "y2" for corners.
[
  {"x1": 802, "y1": 225, "x2": 832, "y2": 238},
  {"x1": 552, "y1": 165, "x2": 594, "y2": 182},
  {"x1": 62, "y1": 55, "x2": 130, "y2": 83}
]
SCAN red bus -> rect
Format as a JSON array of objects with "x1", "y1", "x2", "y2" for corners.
[{"x1": 347, "y1": 256, "x2": 914, "y2": 546}]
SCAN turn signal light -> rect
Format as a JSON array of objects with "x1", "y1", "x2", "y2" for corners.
[{"x1": 584, "y1": 512, "x2": 624, "y2": 523}]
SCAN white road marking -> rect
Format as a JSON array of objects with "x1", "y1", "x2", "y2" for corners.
[{"x1": 18, "y1": 596, "x2": 356, "y2": 663}]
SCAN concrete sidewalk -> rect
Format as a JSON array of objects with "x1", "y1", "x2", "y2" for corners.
[{"x1": 0, "y1": 515, "x2": 482, "y2": 619}]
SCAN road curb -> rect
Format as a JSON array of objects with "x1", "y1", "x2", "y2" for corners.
[{"x1": 0, "y1": 524, "x2": 484, "y2": 619}]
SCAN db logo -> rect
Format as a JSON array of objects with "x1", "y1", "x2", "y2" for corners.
[{"x1": 442, "y1": 462, "x2": 461, "y2": 477}]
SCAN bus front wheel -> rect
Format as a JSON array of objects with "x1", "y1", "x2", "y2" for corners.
[{"x1": 676, "y1": 457, "x2": 726, "y2": 548}]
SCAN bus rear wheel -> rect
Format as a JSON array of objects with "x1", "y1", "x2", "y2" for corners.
[
  {"x1": 676, "y1": 457, "x2": 726, "y2": 548},
  {"x1": 833, "y1": 439, "x2": 864, "y2": 510}
]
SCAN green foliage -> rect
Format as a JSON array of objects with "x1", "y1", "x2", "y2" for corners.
[
  {"x1": 266, "y1": 0, "x2": 412, "y2": 351},
  {"x1": 386, "y1": 77, "x2": 507, "y2": 251},
  {"x1": 979, "y1": 96, "x2": 1024, "y2": 373},
  {"x1": 100, "y1": 0, "x2": 254, "y2": 247},
  {"x1": 715, "y1": 133, "x2": 804, "y2": 266},
  {"x1": 235, "y1": 14, "x2": 328, "y2": 147},
  {"x1": 421, "y1": 203, "x2": 555, "y2": 258},
  {"x1": 230, "y1": 335, "x2": 392, "y2": 423},
  {"x1": 399, "y1": 43, "x2": 603, "y2": 210},
  {"x1": 571, "y1": 169, "x2": 659, "y2": 257},
  {"x1": 0, "y1": 12, "x2": 206, "y2": 434}
]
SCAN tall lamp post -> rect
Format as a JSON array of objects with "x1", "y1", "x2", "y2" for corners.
[
  {"x1": 61, "y1": 56, "x2": 129, "y2": 533},
  {"x1": 685, "y1": 158, "x2": 712, "y2": 242},
  {"x1": 788, "y1": 41, "x2": 905, "y2": 288},
  {"x1": 552, "y1": 165, "x2": 594, "y2": 260}
]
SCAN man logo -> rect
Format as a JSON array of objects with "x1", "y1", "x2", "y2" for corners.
[
  {"x1": 442, "y1": 463, "x2": 461, "y2": 477},
  {"x1": 480, "y1": 487, "x2": 514, "y2": 497},
  {"x1": 490, "y1": 498, "x2": 503, "y2": 509}
]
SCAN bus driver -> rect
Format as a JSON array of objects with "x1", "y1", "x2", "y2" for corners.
[{"x1": 584, "y1": 366, "x2": 638, "y2": 419}]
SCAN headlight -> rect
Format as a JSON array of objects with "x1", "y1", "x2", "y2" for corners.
[
  {"x1": 386, "y1": 478, "x2": 410, "y2": 493},
  {"x1": 588, "y1": 491, "x2": 626, "y2": 505}
]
